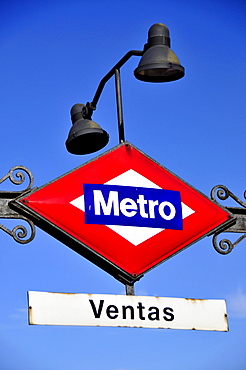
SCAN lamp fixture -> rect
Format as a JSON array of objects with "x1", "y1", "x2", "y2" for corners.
[
  {"x1": 134, "y1": 23, "x2": 184, "y2": 82},
  {"x1": 66, "y1": 103, "x2": 109, "y2": 155},
  {"x1": 66, "y1": 23, "x2": 185, "y2": 155}
]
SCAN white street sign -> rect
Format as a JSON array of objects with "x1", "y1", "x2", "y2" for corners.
[{"x1": 28, "y1": 292, "x2": 228, "y2": 332}]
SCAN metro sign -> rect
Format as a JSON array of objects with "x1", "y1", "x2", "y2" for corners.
[{"x1": 13, "y1": 143, "x2": 234, "y2": 284}]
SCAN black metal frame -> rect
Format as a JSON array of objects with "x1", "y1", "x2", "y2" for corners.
[
  {"x1": 0, "y1": 166, "x2": 246, "y2": 294},
  {"x1": 2, "y1": 166, "x2": 245, "y2": 251}
]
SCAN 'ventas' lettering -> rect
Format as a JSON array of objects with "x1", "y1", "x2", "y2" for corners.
[{"x1": 88, "y1": 299, "x2": 174, "y2": 321}]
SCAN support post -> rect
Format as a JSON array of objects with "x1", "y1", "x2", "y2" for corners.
[
  {"x1": 125, "y1": 284, "x2": 135, "y2": 296},
  {"x1": 114, "y1": 68, "x2": 125, "y2": 143}
]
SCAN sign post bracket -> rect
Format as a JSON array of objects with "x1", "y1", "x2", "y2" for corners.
[
  {"x1": 0, "y1": 166, "x2": 35, "y2": 244},
  {"x1": 211, "y1": 185, "x2": 246, "y2": 254}
]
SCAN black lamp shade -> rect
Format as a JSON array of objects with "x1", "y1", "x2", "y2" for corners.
[
  {"x1": 66, "y1": 104, "x2": 109, "y2": 155},
  {"x1": 134, "y1": 23, "x2": 185, "y2": 82}
]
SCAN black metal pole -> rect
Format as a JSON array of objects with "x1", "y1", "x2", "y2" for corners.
[{"x1": 114, "y1": 68, "x2": 125, "y2": 143}]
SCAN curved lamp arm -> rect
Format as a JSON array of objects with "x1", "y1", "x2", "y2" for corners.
[
  {"x1": 87, "y1": 50, "x2": 143, "y2": 111},
  {"x1": 84, "y1": 50, "x2": 143, "y2": 144}
]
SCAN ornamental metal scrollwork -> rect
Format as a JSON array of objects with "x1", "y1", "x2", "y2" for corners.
[
  {"x1": 0, "y1": 218, "x2": 36, "y2": 244},
  {"x1": 211, "y1": 185, "x2": 246, "y2": 208},
  {"x1": 0, "y1": 166, "x2": 35, "y2": 244},
  {"x1": 212, "y1": 232, "x2": 246, "y2": 255},
  {"x1": 0, "y1": 165, "x2": 34, "y2": 192},
  {"x1": 211, "y1": 185, "x2": 246, "y2": 255}
]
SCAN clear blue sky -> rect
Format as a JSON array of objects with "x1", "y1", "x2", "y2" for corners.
[{"x1": 1, "y1": 0, "x2": 246, "y2": 369}]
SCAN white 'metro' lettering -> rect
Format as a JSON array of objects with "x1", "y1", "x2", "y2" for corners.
[
  {"x1": 93, "y1": 190, "x2": 176, "y2": 220},
  {"x1": 94, "y1": 190, "x2": 120, "y2": 216}
]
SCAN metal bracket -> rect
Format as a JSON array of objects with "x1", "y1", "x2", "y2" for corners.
[
  {"x1": 211, "y1": 185, "x2": 246, "y2": 254},
  {"x1": 0, "y1": 166, "x2": 35, "y2": 243}
]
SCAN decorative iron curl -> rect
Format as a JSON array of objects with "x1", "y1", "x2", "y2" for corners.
[
  {"x1": 211, "y1": 185, "x2": 246, "y2": 254},
  {"x1": 212, "y1": 232, "x2": 246, "y2": 255},
  {"x1": 211, "y1": 185, "x2": 246, "y2": 209},
  {"x1": 0, "y1": 217, "x2": 35, "y2": 244},
  {"x1": 212, "y1": 233, "x2": 234, "y2": 255},
  {"x1": 0, "y1": 165, "x2": 34, "y2": 192},
  {"x1": 0, "y1": 166, "x2": 35, "y2": 244}
]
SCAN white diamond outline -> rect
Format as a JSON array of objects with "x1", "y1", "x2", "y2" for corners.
[{"x1": 70, "y1": 169, "x2": 195, "y2": 246}]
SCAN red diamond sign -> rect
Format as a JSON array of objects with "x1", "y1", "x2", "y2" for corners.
[{"x1": 13, "y1": 143, "x2": 234, "y2": 284}]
